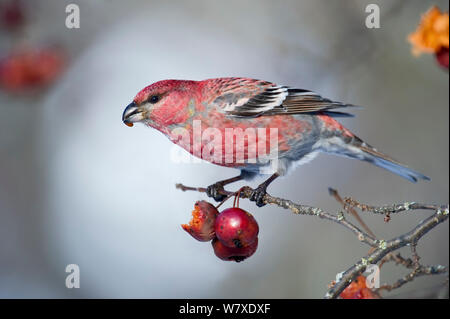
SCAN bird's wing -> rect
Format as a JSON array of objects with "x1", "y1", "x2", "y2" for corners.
[{"x1": 210, "y1": 78, "x2": 357, "y2": 118}]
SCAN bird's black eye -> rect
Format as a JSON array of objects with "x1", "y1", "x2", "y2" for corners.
[{"x1": 149, "y1": 95, "x2": 159, "y2": 104}]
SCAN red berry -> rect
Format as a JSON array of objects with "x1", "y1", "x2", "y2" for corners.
[
  {"x1": 436, "y1": 47, "x2": 449, "y2": 69},
  {"x1": 215, "y1": 207, "x2": 259, "y2": 248},
  {"x1": 182, "y1": 201, "x2": 219, "y2": 242},
  {"x1": 212, "y1": 237, "x2": 258, "y2": 262}
]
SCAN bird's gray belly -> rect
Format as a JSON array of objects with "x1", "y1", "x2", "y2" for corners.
[{"x1": 241, "y1": 114, "x2": 321, "y2": 175}]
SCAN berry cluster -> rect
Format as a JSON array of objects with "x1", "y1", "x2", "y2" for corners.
[{"x1": 182, "y1": 194, "x2": 259, "y2": 262}]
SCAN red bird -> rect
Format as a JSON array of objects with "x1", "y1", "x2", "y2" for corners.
[{"x1": 122, "y1": 78, "x2": 429, "y2": 206}]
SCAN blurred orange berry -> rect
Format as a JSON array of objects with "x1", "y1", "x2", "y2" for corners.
[
  {"x1": 0, "y1": 47, "x2": 66, "y2": 92},
  {"x1": 408, "y1": 6, "x2": 449, "y2": 56},
  {"x1": 340, "y1": 275, "x2": 380, "y2": 299}
]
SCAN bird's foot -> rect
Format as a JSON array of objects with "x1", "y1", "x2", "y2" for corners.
[
  {"x1": 206, "y1": 182, "x2": 227, "y2": 202},
  {"x1": 250, "y1": 185, "x2": 268, "y2": 207}
]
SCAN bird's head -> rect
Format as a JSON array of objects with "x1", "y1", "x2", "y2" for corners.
[{"x1": 122, "y1": 79, "x2": 199, "y2": 129}]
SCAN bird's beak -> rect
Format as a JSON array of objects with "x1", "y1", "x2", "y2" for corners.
[{"x1": 122, "y1": 101, "x2": 143, "y2": 127}]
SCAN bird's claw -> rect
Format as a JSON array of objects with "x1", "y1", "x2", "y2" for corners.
[
  {"x1": 250, "y1": 186, "x2": 267, "y2": 207},
  {"x1": 206, "y1": 182, "x2": 227, "y2": 202}
]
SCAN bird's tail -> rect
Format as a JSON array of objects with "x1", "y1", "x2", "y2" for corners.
[{"x1": 318, "y1": 135, "x2": 430, "y2": 183}]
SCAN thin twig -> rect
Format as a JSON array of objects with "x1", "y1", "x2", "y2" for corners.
[
  {"x1": 376, "y1": 265, "x2": 448, "y2": 292},
  {"x1": 325, "y1": 210, "x2": 449, "y2": 298},
  {"x1": 329, "y1": 187, "x2": 377, "y2": 239}
]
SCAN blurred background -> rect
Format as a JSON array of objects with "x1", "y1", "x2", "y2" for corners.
[{"x1": 0, "y1": 0, "x2": 448, "y2": 298}]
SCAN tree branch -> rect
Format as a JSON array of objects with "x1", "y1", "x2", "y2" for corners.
[
  {"x1": 325, "y1": 209, "x2": 448, "y2": 298},
  {"x1": 176, "y1": 182, "x2": 449, "y2": 298}
]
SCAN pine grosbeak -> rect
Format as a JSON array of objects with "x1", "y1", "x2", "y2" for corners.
[{"x1": 122, "y1": 78, "x2": 429, "y2": 206}]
